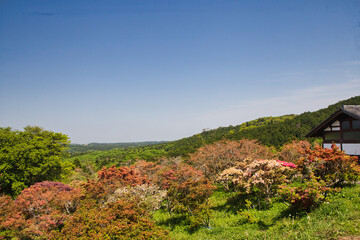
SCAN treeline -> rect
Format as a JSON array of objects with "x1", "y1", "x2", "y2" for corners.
[{"x1": 69, "y1": 141, "x2": 167, "y2": 154}]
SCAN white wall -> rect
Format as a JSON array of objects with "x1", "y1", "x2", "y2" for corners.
[
  {"x1": 323, "y1": 143, "x2": 360, "y2": 155},
  {"x1": 342, "y1": 144, "x2": 360, "y2": 155}
]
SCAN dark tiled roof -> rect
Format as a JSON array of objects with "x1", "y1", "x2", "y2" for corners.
[
  {"x1": 306, "y1": 105, "x2": 360, "y2": 137},
  {"x1": 342, "y1": 105, "x2": 360, "y2": 119}
]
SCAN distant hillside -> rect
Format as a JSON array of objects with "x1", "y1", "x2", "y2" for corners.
[
  {"x1": 153, "y1": 95, "x2": 360, "y2": 156},
  {"x1": 66, "y1": 96, "x2": 360, "y2": 167},
  {"x1": 69, "y1": 141, "x2": 168, "y2": 154}
]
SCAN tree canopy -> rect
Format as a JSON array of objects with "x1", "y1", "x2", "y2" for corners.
[{"x1": 0, "y1": 126, "x2": 70, "y2": 196}]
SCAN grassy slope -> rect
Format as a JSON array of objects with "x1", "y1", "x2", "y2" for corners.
[{"x1": 153, "y1": 184, "x2": 360, "y2": 239}]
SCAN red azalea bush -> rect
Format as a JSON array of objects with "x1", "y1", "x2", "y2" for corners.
[
  {"x1": 51, "y1": 198, "x2": 168, "y2": 239},
  {"x1": 83, "y1": 165, "x2": 149, "y2": 201},
  {"x1": 278, "y1": 177, "x2": 340, "y2": 211},
  {"x1": 157, "y1": 162, "x2": 216, "y2": 227},
  {"x1": 133, "y1": 160, "x2": 162, "y2": 184},
  {"x1": 298, "y1": 144, "x2": 360, "y2": 186},
  {"x1": 0, "y1": 181, "x2": 82, "y2": 239}
]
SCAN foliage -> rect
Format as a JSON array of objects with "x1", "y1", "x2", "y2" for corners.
[
  {"x1": 55, "y1": 165, "x2": 168, "y2": 239},
  {"x1": 83, "y1": 166, "x2": 149, "y2": 201},
  {"x1": 0, "y1": 126, "x2": 70, "y2": 196},
  {"x1": 68, "y1": 141, "x2": 168, "y2": 154},
  {"x1": 156, "y1": 162, "x2": 216, "y2": 227},
  {"x1": 278, "y1": 177, "x2": 341, "y2": 211},
  {"x1": 52, "y1": 198, "x2": 168, "y2": 239},
  {"x1": 133, "y1": 160, "x2": 162, "y2": 185},
  {"x1": 278, "y1": 140, "x2": 312, "y2": 163},
  {"x1": 0, "y1": 181, "x2": 82, "y2": 239},
  {"x1": 298, "y1": 144, "x2": 360, "y2": 186},
  {"x1": 190, "y1": 139, "x2": 274, "y2": 181},
  {"x1": 218, "y1": 159, "x2": 295, "y2": 203},
  {"x1": 64, "y1": 146, "x2": 168, "y2": 172},
  {"x1": 107, "y1": 184, "x2": 167, "y2": 212}
]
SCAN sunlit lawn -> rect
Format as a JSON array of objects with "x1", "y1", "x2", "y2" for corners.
[{"x1": 153, "y1": 184, "x2": 360, "y2": 239}]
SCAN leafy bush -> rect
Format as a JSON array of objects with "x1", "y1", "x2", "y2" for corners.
[
  {"x1": 219, "y1": 159, "x2": 295, "y2": 204},
  {"x1": 156, "y1": 162, "x2": 216, "y2": 227},
  {"x1": 0, "y1": 181, "x2": 82, "y2": 239},
  {"x1": 190, "y1": 139, "x2": 274, "y2": 181},
  {"x1": 298, "y1": 144, "x2": 360, "y2": 186},
  {"x1": 52, "y1": 198, "x2": 168, "y2": 239},
  {"x1": 83, "y1": 166, "x2": 149, "y2": 201},
  {"x1": 107, "y1": 184, "x2": 167, "y2": 212},
  {"x1": 278, "y1": 177, "x2": 340, "y2": 211},
  {"x1": 278, "y1": 140, "x2": 312, "y2": 163}
]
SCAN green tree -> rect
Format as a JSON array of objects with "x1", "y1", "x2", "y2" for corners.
[{"x1": 0, "y1": 126, "x2": 70, "y2": 196}]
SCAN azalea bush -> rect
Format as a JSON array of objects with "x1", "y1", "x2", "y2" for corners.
[
  {"x1": 218, "y1": 159, "x2": 295, "y2": 205},
  {"x1": 298, "y1": 144, "x2": 360, "y2": 186},
  {"x1": 83, "y1": 165, "x2": 149, "y2": 202},
  {"x1": 190, "y1": 139, "x2": 274, "y2": 181},
  {"x1": 278, "y1": 177, "x2": 340, "y2": 211},
  {"x1": 0, "y1": 181, "x2": 82, "y2": 239},
  {"x1": 52, "y1": 198, "x2": 168, "y2": 239},
  {"x1": 107, "y1": 184, "x2": 167, "y2": 212},
  {"x1": 278, "y1": 140, "x2": 312, "y2": 164},
  {"x1": 157, "y1": 162, "x2": 216, "y2": 227}
]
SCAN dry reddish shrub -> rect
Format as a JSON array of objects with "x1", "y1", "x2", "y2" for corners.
[
  {"x1": 298, "y1": 144, "x2": 360, "y2": 186},
  {"x1": 159, "y1": 162, "x2": 215, "y2": 227},
  {"x1": 83, "y1": 165, "x2": 149, "y2": 201},
  {"x1": 0, "y1": 181, "x2": 82, "y2": 239},
  {"x1": 51, "y1": 198, "x2": 168, "y2": 239},
  {"x1": 190, "y1": 139, "x2": 274, "y2": 181},
  {"x1": 133, "y1": 160, "x2": 162, "y2": 184},
  {"x1": 279, "y1": 140, "x2": 312, "y2": 164}
]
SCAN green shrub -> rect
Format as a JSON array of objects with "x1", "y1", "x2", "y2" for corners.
[{"x1": 278, "y1": 177, "x2": 340, "y2": 211}]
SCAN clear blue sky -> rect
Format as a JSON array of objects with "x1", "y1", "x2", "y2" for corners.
[{"x1": 1, "y1": 0, "x2": 360, "y2": 143}]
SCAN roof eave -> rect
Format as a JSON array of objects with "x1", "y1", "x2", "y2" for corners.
[{"x1": 305, "y1": 109, "x2": 343, "y2": 138}]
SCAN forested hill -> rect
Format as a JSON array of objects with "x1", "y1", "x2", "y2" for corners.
[
  {"x1": 69, "y1": 141, "x2": 167, "y2": 154},
  {"x1": 152, "y1": 96, "x2": 360, "y2": 156},
  {"x1": 67, "y1": 96, "x2": 360, "y2": 163}
]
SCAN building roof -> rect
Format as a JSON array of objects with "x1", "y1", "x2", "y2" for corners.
[
  {"x1": 306, "y1": 105, "x2": 360, "y2": 138},
  {"x1": 342, "y1": 105, "x2": 360, "y2": 119}
]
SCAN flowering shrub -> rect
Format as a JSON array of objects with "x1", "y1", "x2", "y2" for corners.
[
  {"x1": 276, "y1": 160, "x2": 297, "y2": 168},
  {"x1": 278, "y1": 140, "x2": 312, "y2": 164},
  {"x1": 0, "y1": 195, "x2": 15, "y2": 238},
  {"x1": 52, "y1": 198, "x2": 168, "y2": 239},
  {"x1": 156, "y1": 162, "x2": 216, "y2": 227},
  {"x1": 0, "y1": 181, "x2": 82, "y2": 239},
  {"x1": 278, "y1": 177, "x2": 340, "y2": 211},
  {"x1": 298, "y1": 144, "x2": 360, "y2": 186},
  {"x1": 218, "y1": 159, "x2": 295, "y2": 202},
  {"x1": 133, "y1": 160, "x2": 162, "y2": 184},
  {"x1": 107, "y1": 184, "x2": 167, "y2": 212},
  {"x1": 190, "y1": 139, "x2": 274, "y2": 181},
  {"x1": 83, "y1": 165, "x2": 149, "y2": 201}
]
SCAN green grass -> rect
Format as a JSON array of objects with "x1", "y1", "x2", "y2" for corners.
[{"x1": 153, "y1": 184, "x2": 360, "y2": 239}]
